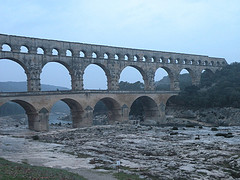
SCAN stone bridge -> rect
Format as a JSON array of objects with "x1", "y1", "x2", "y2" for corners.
[
  {"x1": 0, "y1": 34, "x2": 227, "y2": 131},
  {"x1": 0, "y1": 91, "x2": 175, "y2": 131}
]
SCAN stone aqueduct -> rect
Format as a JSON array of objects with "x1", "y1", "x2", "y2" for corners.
[{"x1": 0, "y1": 34, "x2": 227, "y2": 131}]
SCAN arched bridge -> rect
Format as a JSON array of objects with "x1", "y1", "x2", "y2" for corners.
[
  {"x1": 0, "y1": 34, "x2": 227, "y2": 131},
  {"x1": 0, "y1": 91, "x2": 175, "y2": 131}
]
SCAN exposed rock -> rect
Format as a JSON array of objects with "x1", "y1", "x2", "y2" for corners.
[
  {"x1": 215, "y1": 132, "x2": 234, "y2": 138},
  {"x1": 37, "y1": 125, "x2": 240, "y2": 179},
  {"x1": 170, "y1": 132, "x2": 178, "y2": 135},
  {"x1": 166, "y1": 107, "x2": 240, "y2": 126},
  {"x1": 172, "y1": 127, "x2": 178, "y2": 130},
  {"x1": 211, "y1": 127, "x2": 218, "y2": 131}
]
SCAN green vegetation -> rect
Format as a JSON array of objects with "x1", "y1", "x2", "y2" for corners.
[
  {"x1": 0, "y1": 157, "x2": 86, "y2": 180},
  {"x1": 119, "y1": 74, "x2": 192, "y2": 92},
  {"x1": 155, "y1": 74, "x2": 192, "y2": 91},
  {"x1": 119, "y1": 81, "x2": 144, "y2": 91},
  {"x1": 170, "y1": 63, "x2": 240, "y2": 108},
  {"x1": 119, "y1": 63, "x2": 240, "y2": 110}
]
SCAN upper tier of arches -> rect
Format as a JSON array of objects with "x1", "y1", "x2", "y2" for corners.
[
  {"x1": 0, "y1": 34, "x2": 227, "y2": 66},
  {"x1": 0, "y1": 34, "x2": 227, "y2": 92}
]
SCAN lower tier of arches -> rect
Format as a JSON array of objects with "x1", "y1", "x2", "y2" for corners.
[{"x1": 0, "y1": 92, "x2": 176, "y2": 131}]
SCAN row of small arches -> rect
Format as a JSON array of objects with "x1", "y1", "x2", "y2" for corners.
[{"x1": 1, "y1": 43, "x2": 225, "y2": 66}]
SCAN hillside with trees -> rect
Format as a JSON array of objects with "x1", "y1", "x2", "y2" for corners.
[
  {"x1": 169, "y1": 63, "x2": 240, "y2": 108},
  {"x1": 0, "y1": 82, "x2": 69, "y2": 92}
]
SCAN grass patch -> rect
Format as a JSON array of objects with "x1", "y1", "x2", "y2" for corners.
[
  {"x1": 0, "y1": 157, "x2": 86, "y2": 180},
  {"x1": 113, "y1": 172, "x2": 142, "y2": 180}
]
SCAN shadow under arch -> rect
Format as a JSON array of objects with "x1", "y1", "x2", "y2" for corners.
[
  {"x1": 179, "y1": 68, "x2": 194, "y2": 90},
  {"x1": 41, "y1": 61, "x2": 72, "y2": 90},
  {"x1": 119, "y1": 65, "x2": 146, "y2": 90},
  {"x1": 200, "y1": 68, "x2": 215, "y2": 87},
  {"x1": 165, "y1": 95, "x2": 180, "y2": 122},
  {"x1": 83, "y1": 63, "x2": 110, "y2": 90},
  {"x1": 93, "y1": 97, "x2": 122, "y2": 125},
  {"x1": 154, "y1": 66, "x2": 174, "y2": 91},
  {"x1": 1, "y1": 100, "x2": 38, "y2": 130},
  {"x1": 165, "y1": 95, "x2": 199, "y2": 126},
  {"x1": 129, "y1": 96, "x2": 159, "y2": 125},
  {"x1": 50, "y1": 98, "x2": 84, "y2": 128}
]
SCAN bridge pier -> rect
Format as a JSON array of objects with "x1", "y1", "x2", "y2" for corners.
[
  {"x1": 72, "y1": 110, "x2": 85, "y2": 128},
  {"x1": 71, "y1": 69, "x2": 84, "y2": 90},
  {"x1": 121, "y1": 104, "x2": 129, "y2": 122},
  {"x1": 158, "y1": 103, "x2": 167, "y2": 124},
  {"x1": 27, "y1": 72, "x2": 41, "y2": 91},
  {"x1": 170, "y1": 81, "x2": 180, "y2": 91},
  {"x1": 71, "y1": 77, "x2": 83, "y2": 91},
  {"x1": 27, "y1": 108, "x2": 49, "y2": 132},
  {"x1": 108, "y1": 108, "x2": 123, "y2": 124},
  {"x1": 192, "y1": 73, "x2": 201, "y2": 86},
  {"x1": 73, "y1": 106, "x2": 94, "y2": 127}
]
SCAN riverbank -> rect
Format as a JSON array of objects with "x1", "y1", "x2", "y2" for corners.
[
  {"x1": 0, "y1": 115, "x2": 240, "y2": 179},
  {"x1": 166, "y1": 106, "x2": 240, "y2": 126}
]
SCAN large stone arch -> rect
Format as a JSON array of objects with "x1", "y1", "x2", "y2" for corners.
[
  {"x1": 1, "y1": 99, "x2": 38, "y2": 131},
  {"x1": 165, "y1": 95, "x2": 179, "y2": 121},
  {"x1": 200, "y1": 68, "x2": 215, "y2": 87},
  {"x1": 0, "y1": 57, "x2": 34, "y2": 91},
  {"x1": 83, "y1": 63, "x2": 111, "y2": 90},
  {"x1": 49, "y1": 98, "x2": 84, "y2": 128},
  {"x1": 129, "y1": 96, "x2": 159, "y2": 125},
  {"x1": 177, "y1": 67, "x2": 196, "y2": 88},
  {"x1": 41, "y1": 61, "x2": 73, "y2": 90},
  {"x1": 201, "y1": 68, "x2": 215, "y2": 74},
  {"x1": 154, "y1": 66, "x2": 174, "y2": 91},
  {"x1": 42, "y1": 60, "x2": 73, "y2": 76},
  {"x1": 93, "y1": 97, "x2": 122, "y2": 124},
  {"x1": 119, "y1": 65, "x2": 148, "y2": 90},
  {"x1": 0, "y1": 57, "x2": 29, "y2": 75}
]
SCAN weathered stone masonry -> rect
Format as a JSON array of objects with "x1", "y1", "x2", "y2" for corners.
[
  {"x1": 0, "y1": 34, "x2": 227, "y2": 91},
  {"x1": 0, "y1": 34, "x2": 227, "y2": 131}
]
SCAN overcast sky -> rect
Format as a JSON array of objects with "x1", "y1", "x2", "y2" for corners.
[{"x1": 0, "y1": 0, "x2": 240, "y2": 89}]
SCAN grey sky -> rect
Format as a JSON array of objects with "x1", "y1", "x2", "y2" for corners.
[{"x1": 0, "y1": 0, "x2": 239, "y2": 89}]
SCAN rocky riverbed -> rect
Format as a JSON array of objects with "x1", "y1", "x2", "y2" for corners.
[
  {"x1": 1, "y1": 116, "x2": 240, "y2": 179},
  {"x1": 38, "y1": 125, "x2": 240, "y2": 179}
]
